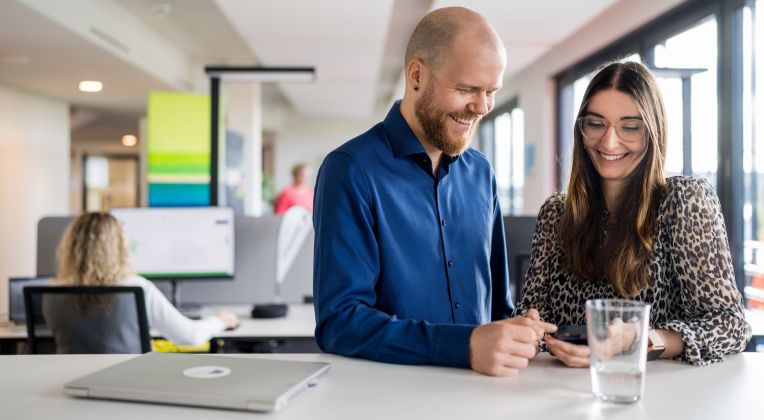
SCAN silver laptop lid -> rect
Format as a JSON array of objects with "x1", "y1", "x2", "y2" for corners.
[{"x1": 65, "y1": 352, "x2": 330, "y2": 412}]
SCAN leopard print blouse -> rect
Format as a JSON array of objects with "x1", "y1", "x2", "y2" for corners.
[{"x1": 515, "y1": 176, "x2": 751, "y2": 365}]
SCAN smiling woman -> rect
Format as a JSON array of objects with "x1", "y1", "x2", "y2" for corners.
[
  {"x1": 515, "y1": 61, "x2": 751, "y2": 368},
  {"x1": 578, "y1": 89, "x2": 649, "y2": 197}
]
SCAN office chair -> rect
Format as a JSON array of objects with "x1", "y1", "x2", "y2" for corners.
[
  {"x1": 503, "y1": 216, "x2": 538, "y2": 305},
  {"x1": 23, "y1": 286, "x2": 151, "y2": 354}
]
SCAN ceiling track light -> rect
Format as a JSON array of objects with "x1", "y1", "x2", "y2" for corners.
[{"x1": 204, "y1": 66, "x2": 316, "y2": 83}]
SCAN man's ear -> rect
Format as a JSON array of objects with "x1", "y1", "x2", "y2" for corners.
[{"x1": 407, "y1": 58, "x2": 425, "y2": 92}]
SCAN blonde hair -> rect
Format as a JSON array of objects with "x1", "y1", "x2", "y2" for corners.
[{"x1": 56, "y1": 212, "x2": 132, "y2": 286}]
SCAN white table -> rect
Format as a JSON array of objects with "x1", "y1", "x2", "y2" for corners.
[
  {"x1": 0, "y1": 352, "x2": 761, "y2": 419},
  {"x1": 201, "y1": 303, "x2": 315, "y2": 339}
]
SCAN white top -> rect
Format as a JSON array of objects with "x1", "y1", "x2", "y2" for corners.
[
  {"x1": 0, "y1": 352, "x2": 762, "y2": 419},
  {"x1": 120, "y1": 275, "x2": 225, "y2": 345}
]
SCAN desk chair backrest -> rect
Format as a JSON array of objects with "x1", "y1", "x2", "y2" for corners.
[
  {"x1": 23, "y1": 286, "x2": 151, "y2": 354},
  {"x1": 503, "y1": 216, "x2": 538, "y2": 305}
]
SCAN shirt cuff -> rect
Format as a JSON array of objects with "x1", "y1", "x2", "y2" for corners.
[
  {"x1": 202, "y1": 316, "x2": 227, "y2": 334},
  {"x1": 431, "y1": 324, "x2": 476, "y2": 368}
]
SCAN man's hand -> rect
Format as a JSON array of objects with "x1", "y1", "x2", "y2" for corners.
[{"x1": 469, "y1": 312, "x2": 557, "y2": 376}]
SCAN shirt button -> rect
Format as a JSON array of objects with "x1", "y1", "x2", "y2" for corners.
[
  {"x1": 455, "y1": 303, "x2": 461, "y2": 309},
  {"x1": 447, "y1": 260, "x2": 454, "y2": 268},
  {"x1": 441, "y1": 219, "x2": 446, "y2": 226}
]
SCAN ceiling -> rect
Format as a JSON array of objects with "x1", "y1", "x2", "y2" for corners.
[{"x1": 0, "y1": 0, "x2": 619, "y2": 129}]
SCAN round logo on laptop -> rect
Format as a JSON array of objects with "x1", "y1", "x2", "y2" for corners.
[{"x1": 182, "y1": 366, "x2": 231, "y2": 379}]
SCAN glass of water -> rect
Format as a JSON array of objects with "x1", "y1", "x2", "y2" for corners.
[{"x1": 585, "y1": 299, "x2": 650, "y2": 404}]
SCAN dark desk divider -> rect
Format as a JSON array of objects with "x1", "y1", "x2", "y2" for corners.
[{"x1": 503, "y1": 216, "x2": 537, "y2": 305}]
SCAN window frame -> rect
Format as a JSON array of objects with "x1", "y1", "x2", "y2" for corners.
[{"x1": 482, "y1": 97, "x2": 523, "y2": 214}]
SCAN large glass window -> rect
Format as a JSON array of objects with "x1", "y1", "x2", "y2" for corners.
[
  {"x1": 481, "y1": 101, "x2": 525, "y2": 214},
  {"x1": 654, "y1": 17, "x2": 718, "y2": 187},
  {"x1": 744, "y1": 0, "x2": 764, "y2": 310}
]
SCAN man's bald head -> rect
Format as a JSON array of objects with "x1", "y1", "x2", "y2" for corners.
[{"x1": 404, "y1": 7, "x2": 504, "y2": 70}]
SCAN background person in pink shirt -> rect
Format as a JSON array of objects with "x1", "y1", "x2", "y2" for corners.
[{"x1": 274, "y1": 163, "x2": 314, "y2": 215}]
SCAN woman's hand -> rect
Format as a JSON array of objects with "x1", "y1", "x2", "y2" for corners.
[
  {"x1": 545, "y1": 318, "x2": 639, "y2": 368},
  {"x1": 593, "y1": 317, "x2": 639, "y2": 359},
  {"x1": 216, "y1": 310, "x2": 239, "y2": 329},
  {"x1": 544, "y1": 335, "x2": 590, "y2": 367}
]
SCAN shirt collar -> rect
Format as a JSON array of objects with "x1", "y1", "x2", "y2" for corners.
[
  {"x1": 383, "y1": 100, "x2": 428, "y2": 158},
  {"x1": 382, "y1": 100, "x2": 462, "y2": 166}
]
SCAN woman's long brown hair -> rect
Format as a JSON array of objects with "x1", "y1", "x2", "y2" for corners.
[{"x1": 559, "y1": 61, "x2": 668, "y2": 297}]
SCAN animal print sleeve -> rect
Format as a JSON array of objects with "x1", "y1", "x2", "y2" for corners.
[
  {"x1": 660, "y1": 177, "x2": 751, "y2": 365},
  {"x1": 514, "y1": 193, "x2": 564, "y2": 321}
]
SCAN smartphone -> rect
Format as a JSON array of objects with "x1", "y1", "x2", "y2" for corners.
[{"x1": 553, "y1": 324, "x2": 588, "y2": 345}]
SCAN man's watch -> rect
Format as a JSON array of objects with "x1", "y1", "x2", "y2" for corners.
[{"x1": 647, "y1": 329, "x2": 665, "y2": 361}]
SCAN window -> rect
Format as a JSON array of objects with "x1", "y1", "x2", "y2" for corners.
[
  {"x1": 83, "y1": 155, "x2": 139, "y2": 211},
  {"x1": 654, "y1": 17, "x2": 718, "y2": 187},
  {"x1": 480, "y1": 100, "x2": 525, "y2": 214},
  {"x1": 744, "y1": 0, "x2": 764, "y2": 309}
]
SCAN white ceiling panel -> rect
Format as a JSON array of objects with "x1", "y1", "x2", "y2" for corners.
[
  {"x1": 0, "y1": 0, "x2": 628, "y2": 123},
  {"x1": 214, "y1": 0, "x2": 395, "y2": 116},
  {"x1": 432, "y1": 0, "x2": 619, "y2": 78},
  {"x1": 0, "y1": 0, "x2": 171, "y2": 112}
]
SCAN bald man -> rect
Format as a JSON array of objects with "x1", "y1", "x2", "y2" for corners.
[{"x1": 313, "y1": 7, "x2": 555, "y2": 376}]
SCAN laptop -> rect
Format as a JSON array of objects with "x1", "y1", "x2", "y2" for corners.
[
  {"x1": 64, "y1": 352, "x2": 330, "y2": 412},
  {"x1": 8, "y1": 276, "x2": 52, "y2": 324}
]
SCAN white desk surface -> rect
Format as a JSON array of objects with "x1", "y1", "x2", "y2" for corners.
[
  {"x1": 2, "y1": 306, "x2": 761, "y2": 340},
  {"x1": 0, "y1": 352, "x2": 762, "y2": 420},
  {"x1": 202, "y1": 303, "x2": 315, "y2": 338},
  {"x1": 0, "y1": 303, "x2": 316, "y2": 340}
]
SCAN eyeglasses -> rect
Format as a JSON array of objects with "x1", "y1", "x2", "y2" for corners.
[{"x1": 577, "y1": 116, "x2": 645, "y2": 143}]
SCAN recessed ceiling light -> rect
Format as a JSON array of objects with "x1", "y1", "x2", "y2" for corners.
[
  {"x1": 122, "y1": 135, "x2": 138, "y2": 147},
  {"x1": 79, "y1": 81, "x2": 103, "y2": 92}
]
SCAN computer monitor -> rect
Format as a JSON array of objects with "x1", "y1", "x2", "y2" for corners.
[
  {"x1": 110, "y1": 207, "x2": 235, "y2": 280},
  {"x1": 8, "y1": 276, "x2": 52, "y2": 324}
]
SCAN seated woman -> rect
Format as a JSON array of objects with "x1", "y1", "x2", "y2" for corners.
[
  {"x1": 515, "y1": 61, "x2": 751, "y2": 366},
  {"x1": 53, "y1": 212, "x2": 238, "y2": 346}
]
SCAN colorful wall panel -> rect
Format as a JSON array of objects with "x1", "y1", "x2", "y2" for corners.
[{"x1": 147, "y1": 92, "x2": 210, "y2": 206}]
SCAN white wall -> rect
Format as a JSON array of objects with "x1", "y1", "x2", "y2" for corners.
[
  {"x1": 0, "y1": 84, "x2": 70, "y2": 319},
  {"x1": 497, "y1": 0, "x2": 687, "y2": 215},
  {"x1": 271, "y1": 108, "x2": 386, "y2": 195}
]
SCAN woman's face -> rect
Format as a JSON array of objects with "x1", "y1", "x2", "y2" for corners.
[{"x1": 581, "y1": 89, "x2": 648, "y2": 185}]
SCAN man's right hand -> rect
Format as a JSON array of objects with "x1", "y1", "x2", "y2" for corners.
[{"x1": 469, "y1": 313, "x2": 557, "y2": 376}]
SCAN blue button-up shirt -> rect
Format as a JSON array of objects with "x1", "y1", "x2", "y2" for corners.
[{"x1": 313, "y1": 101, "x2": 512, "y2": 368}]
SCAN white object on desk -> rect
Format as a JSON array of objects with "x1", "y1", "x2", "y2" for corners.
[
  {"x1": 204, "y1": 303, "x2": 316, "y2": 338},
  {"x1": 1, "y1": 353, "x2": 762, "y2": 420},
  {"x1": 275, "y1": 206, "x2": 312, "y2": 301}
]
